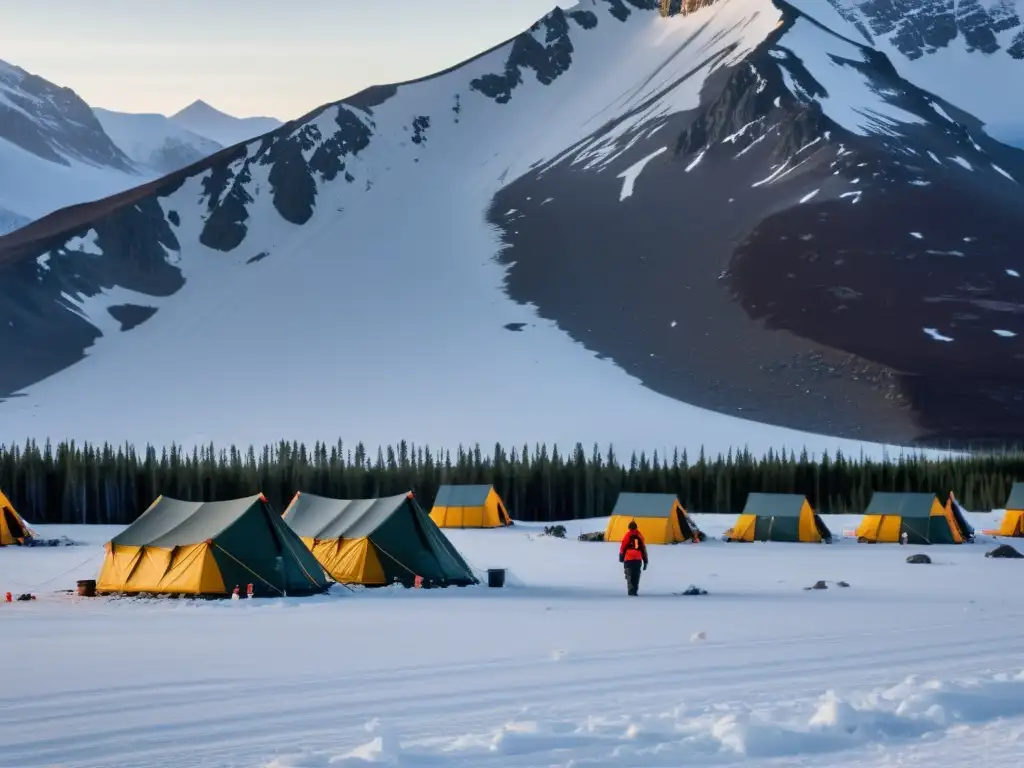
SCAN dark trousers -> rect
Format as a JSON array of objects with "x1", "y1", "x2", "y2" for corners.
[{"x1": 623, "y1": 560, "x2": 643, "y2": 595}]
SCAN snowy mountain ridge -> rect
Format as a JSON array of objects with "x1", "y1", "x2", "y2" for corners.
[
  {"x1": 806, "y1": 0, "x2": 1024, "y2": 144},
  {"x1": 0, "y1": 59, "x2": 148, "y2": 228},
  {"x1": 0, "y1": 0, "x2": 1022, "y2": 456},
  {"x1": 0, "y1": 59, "x2": 134, "y2": 172}
]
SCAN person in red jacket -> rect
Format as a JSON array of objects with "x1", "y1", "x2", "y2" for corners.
[{"x1": 619, "y1": 521, "x2": 648, "y2": 596}]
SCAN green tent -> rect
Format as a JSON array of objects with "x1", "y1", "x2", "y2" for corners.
[
  {"x1": 726, "y1": 493, "x2": 833, "y2": 543},
  {"x1": 857, "y1": 492, "x2": 970, "y2": 544},
  {"x1": 282, "y1": 491, "x2": 479, "y2": 587},
  {"x1": 98, "y1": 495, "x2": 331, "y2": 596}
]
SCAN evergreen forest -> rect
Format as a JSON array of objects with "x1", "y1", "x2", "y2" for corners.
[{"x1": 1, "y1": 439, "x2": 1021, "y2": 525}]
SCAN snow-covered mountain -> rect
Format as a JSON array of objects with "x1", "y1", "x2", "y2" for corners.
[
  {"x1": 169, "y1": 100, "x2": 283, "y2": 148},
  {"x1": 810, "y1": 0, "x2": 1024, "y2": 146},
  {"x1": 0, "y1": 60, "x2": 150, "y2": 229},
  {"x1": 92, "y1": 108, "x2": 223, "y2": 175},
  {"x1": 1, "y1": 0, "x2": 1022, "y2": 456}
]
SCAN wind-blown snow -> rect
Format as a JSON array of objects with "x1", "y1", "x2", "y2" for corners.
[{"x1": 2, "y1": 513, "x2": 1023, "y2": 768}]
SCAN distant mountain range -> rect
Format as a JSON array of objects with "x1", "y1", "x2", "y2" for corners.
[
  {"x1": 0, "y1": 0, "x2": 1022, "y2": 457},
  {"x1": 0, "y1": 59, "x2": 283, "y2": 234},
  {"x1": 168, "y1": 99, "x2": 283, "y2": 148}
]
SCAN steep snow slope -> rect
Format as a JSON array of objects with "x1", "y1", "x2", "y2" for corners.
[
  {"x1": 0, "y1": 0, "x2": 1021, "y2": 454},
  {"x1": 1, "y1": 519, "x2": 1023, "y2": 768},
  {"x1": 169, "y1": 99, "x2": 283, "y2": 147},
  {"x1": 806, "y1": 0, "x2": 1024, "y2": 146},
  {"x1": 0, "y1": 60, "x2": 151, "y2": 228},
  {"x1": 93, "y1": 108, "x2": 223, "y2": 175}
]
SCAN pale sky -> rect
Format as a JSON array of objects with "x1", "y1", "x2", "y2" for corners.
[{"x1": 2, "y1": 0, "x2": 561, "y2": 120}]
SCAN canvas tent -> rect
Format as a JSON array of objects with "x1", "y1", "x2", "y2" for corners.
[
  {"x1": 855, "y1": 492, "x2": 973, "y2": 544},
  {"x1": 429, "y1": 484, "x2": 512, "y2": 528},
  {"x1": 604, "y1": 493, "x2": 704, "y2": 545},
  {"x1": 97, "y1": 495, "x2": 330, "y2": 596},
  {"x1": 283, "y1": 491, "x2": 478, "y2": 586},
  {"x1": 993, "y1": 483, "x2": 1024, "y2": 537},
  {"x1": 724, "y1": 493, "x2": 832, "y2": 543},
  {"x1": 0, "y1": 490, "x2": 31, "y2": 546}
]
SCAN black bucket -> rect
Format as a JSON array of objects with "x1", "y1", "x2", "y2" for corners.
[
  {"x1": 77, "y1": 579, "x2": 97, "y2": 597},
  {"x1": 486, "y1": 568, "x2": 506, "y2": 588}
]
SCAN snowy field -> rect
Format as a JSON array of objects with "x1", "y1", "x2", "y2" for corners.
[{"x1": 2, "y1": 512, "x2": 1024, "y2": 768}]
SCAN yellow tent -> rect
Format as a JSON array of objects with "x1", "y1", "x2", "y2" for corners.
[
  {"x1": 97, "y1": 495, "x2": 330, "y2": 597},
  {"x1": 855, "y1": 492, "x2": 974, "y2": 545},
  {"x1": 429, "y1": 484, "x2": 512, "y2": 528},
  {"x1": 282, "y1": 491, "x2": 477, "y2": 587},
  {"x1": 724, "y1": 493, "x2": 833, "y2": 543},
  {"x1": 0, "y1": 490, "x2": 31, "y2": 546},
  {"x1": 604, "y1": 493, "x2": 704, "y2": 545},
  {"x1": 992, "y1": 483, "x2": 1024, "y2": 537}
]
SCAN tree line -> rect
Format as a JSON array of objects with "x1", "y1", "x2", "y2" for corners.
[{"x1": 1, "y1": 439, "x2": 1021, "y2": 526}]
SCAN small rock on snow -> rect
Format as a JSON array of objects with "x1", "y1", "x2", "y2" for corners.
[{"x1": 986, "y1": 544, "x2": 1023, "y2": 559}]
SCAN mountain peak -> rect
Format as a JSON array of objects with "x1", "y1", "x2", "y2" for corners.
[{"x1": 171, "y1": 99, "x2": 229, "y2": 120}]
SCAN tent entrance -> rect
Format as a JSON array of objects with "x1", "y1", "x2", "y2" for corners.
[
  {"x1": 674, "y1": 507, "x2": 702, "y2": 541},
  {"x1": 3, "y1": 506, "x2": 27, "y2": 541},
  {"x1": 812, "y1": 514, "x2": 832, "y2": 543}
]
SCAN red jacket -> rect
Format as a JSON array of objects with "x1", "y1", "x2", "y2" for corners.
[{"x1": 619, "y1": 529, "x2": 648, "y2": 564}]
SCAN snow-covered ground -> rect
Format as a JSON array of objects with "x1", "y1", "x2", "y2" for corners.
[{"x1": 2, "y1": 512, "x2": 1023, "y2": 768}]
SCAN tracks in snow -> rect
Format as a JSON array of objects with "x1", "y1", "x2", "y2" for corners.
[{"x1": 3, "y1": 608, "x2": 1024, "y2": 768}]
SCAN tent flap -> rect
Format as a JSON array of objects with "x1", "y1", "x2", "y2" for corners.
[{"x1": 0, "y1": 491, "x2": 31, "y2": 546}]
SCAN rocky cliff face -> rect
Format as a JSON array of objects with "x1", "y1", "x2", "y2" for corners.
[{"x1": 825, "y1": 0, "x2": 1024, "y2": 60}]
